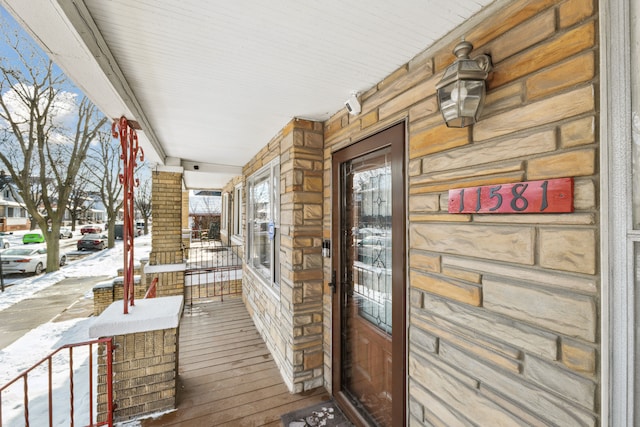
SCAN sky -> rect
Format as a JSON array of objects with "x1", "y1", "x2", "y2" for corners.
[
  {"x1": 0, "y1": 6, "x2": 68, "y2": 89},
  {"x1": 0, "y1": 7, "x2": 25, "y2": 67},
  {"x1": 0, "y1": 230, "x2": 153, "y2": 426}
]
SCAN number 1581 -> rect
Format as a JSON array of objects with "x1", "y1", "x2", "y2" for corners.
[{"x1": 447, "y1": 178, "x2": 574, "y2": 214}]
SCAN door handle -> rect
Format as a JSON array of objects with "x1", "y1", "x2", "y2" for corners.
[{"x1": 329, "y1": 270, "x2": 337, "y2": 294}]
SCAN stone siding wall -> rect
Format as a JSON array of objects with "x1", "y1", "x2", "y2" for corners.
[
  {"x1": 242, "y1": 118, "x2": 325, "y2": 392},
  {"x1": 322, "y1": 0, "x2": 600, "y2": 425}
]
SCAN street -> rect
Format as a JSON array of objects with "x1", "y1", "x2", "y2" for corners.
[
  {"x1": 0, "y1": 275, "x2": 111, "y2": 350},
  {"x1": 1, "y1": 231, "x2": 95, "y2": 288}
]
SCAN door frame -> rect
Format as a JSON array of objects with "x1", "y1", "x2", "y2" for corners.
[{"x1": 331, "y1": 122, "x2": 406, "y2": 426}]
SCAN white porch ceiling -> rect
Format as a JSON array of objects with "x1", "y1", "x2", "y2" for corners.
[{"x1": 1, "y1": 0, "x2": 497, "y2": 189}]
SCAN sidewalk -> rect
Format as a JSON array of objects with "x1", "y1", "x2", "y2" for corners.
[{"x1": 0, "y1": 275, "x2": 110, "y2": 350}]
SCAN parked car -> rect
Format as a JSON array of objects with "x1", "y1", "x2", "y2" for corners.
[
  {"x1": 0, "y1": 237, "x2": 9, "y2": 249},
  {"x1": 80, "y1": 225, "x2": 103, "y2": 235},
  {"x1": 23, "y1": 232, "x2": 45, "y2": 244},
  {"x1": 59, "y1": 227, "x2": 73, "y2": 239},
  {"x1": 114, "y1": 223, "x2": 143, "y2": 239},
  {"x1": 77, "y1": 233, "x2": 107, "y2": 251},
  {"x1": 1, "y1": 246, "x2": 66, "y2": 275}
]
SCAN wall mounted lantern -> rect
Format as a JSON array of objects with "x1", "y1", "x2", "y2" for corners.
[{"x1": 436, "y1": 40, "x2": 492, "y2": 128}]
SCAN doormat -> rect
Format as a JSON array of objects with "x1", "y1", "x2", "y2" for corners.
[{"x1": 281, "y1": 400, "x2": 354, "y2": 427}]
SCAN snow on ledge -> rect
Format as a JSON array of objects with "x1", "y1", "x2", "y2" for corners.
[
  {"x1": 89, "y1": 296, "x2": 183, "y2": 338},
  {"x1": 143, "y1": 263, "x2": 186, "y2": 273}
]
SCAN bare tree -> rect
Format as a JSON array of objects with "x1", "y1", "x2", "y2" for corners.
[
  {"x1": 66, "y1": 169, "x2": 93, "y2": 231},
  {"x1": 86, "y1": 128, "x2": 124, "y2": 248},
  {"x1": 134, "y1": 176, "x2": 152, "y2": 235},
  {"x1": 0, "y1": 19, "x2": 108, "y2": 272}
]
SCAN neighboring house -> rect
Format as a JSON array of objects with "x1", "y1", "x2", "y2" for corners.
[
  {"x1": 60, "y1": 193, "x2": 106, "y2": 226},
  {"x1": 7, "y1": 1, "x2": 639, "y2": 426},
  {"x1": 189, "y1": 190, "x2": 221, "y2": 239},
  {"x1": 86, "y1": 194, "x2": 107, "y2": 224},
  {"x1": 0, "y1": 181, "x2": 30, "y2": 232}
]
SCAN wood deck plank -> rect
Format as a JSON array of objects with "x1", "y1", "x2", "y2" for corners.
[{"x1": 141, "y1": 298, "x2": 330, "y2": 426}]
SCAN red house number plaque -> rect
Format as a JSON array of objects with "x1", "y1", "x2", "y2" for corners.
[{"x1": 448, "y1": 178, "x2": 574, "y2": 214}]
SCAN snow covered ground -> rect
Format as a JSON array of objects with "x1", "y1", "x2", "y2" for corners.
[{"x1": 0, "y1": 231, "x2": 152, "y2": 426}]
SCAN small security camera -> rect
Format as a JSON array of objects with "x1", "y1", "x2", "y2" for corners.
[{"x1": 345, "y1": 93, "x2": 361, "y2": 115}]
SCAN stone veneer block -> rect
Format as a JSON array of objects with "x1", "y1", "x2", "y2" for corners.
[
  {"x1": 410, "y1": 223, "x2": 535, "y2": 265},
  {"x1": 483, "y1": 278, "x2": 596, "y2": 342}
]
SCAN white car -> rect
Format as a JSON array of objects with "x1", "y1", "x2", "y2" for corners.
[
  {"x1": 0, "y1": 246, "x2": 67, "y2": 275},
  {"x1": 0, "y1": 236, "x2": 9, "y2": 249},
  {"x1": 59, "y1": 227, "x2": 73, "y2": 239}
]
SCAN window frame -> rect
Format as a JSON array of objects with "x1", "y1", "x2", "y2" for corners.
[
  {"x1": 246, "y1": 159, "x2": 280, "y2": 292},
  {"x1": 220, "y1": 192, "x2": 229, "y2": 233},
  {"x1": 233, "y1": 183, "x2": 243, "y2": 237}
]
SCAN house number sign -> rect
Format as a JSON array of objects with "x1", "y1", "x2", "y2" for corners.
[{"x1": 448, "y1": 178, "x2": 573, "y2": 214}]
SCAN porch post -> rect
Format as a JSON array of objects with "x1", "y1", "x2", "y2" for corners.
[{"x1": 146, "y1": 163, "x2": 186, "y2": 296}]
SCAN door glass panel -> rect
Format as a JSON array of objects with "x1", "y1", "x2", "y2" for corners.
[{"x1": 341, "y1": 146, "x2": 393, "y2": 427}]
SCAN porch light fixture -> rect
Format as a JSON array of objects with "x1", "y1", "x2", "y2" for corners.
[{"x1": 436, "y1": 40, "x2": 492, "y2": 128}]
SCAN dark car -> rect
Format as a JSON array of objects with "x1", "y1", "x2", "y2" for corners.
[
  {"x1": 80, "y1": 225, "x2": 103, "y2": 235},
  {"x1": 114, "y1": 223, "x2": 143, "y2": 239},
  {"x1": 77, "y1": 233, "x2": 106, "y2": 251}
]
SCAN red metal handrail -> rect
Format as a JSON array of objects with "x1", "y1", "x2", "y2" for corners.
[
  {"x1": 0, "y1": 338, "x2": 113, "y2": 427},
  {"x1": 113, "y1": 116, "x2": 144, "y2": 315},
  {"x1": 144, "y1": 277, "x2": 158, "y2": 299}
]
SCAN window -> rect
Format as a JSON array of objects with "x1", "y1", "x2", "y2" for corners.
[
  {"x1": 233, "y1": 184, "x2": 243, "y2": 237},
  {"x1": 247, "y1": 160, "x2": 280, "y2": 290}
]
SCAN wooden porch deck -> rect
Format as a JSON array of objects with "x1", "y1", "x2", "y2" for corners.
[{"x1": 142, "y1": 297, "x2": 330, "y2": 427}]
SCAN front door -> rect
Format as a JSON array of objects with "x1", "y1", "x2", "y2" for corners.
[{"x1": 332, "y1": 123, "x2": 406, "y2": 426}]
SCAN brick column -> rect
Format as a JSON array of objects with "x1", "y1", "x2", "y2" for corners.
[
  {"x1": 91, "y1": 296, "x2": 183, "y2": 423},
  {"x1": 147, "y1": 167, "x2": 185, "y2": 297},
  {"x1": 181, "y1": 190, "x2": 190, "y2": 250}
]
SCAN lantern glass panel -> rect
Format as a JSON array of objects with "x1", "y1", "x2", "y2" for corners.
[{"x1": 437, "y1": 79, "x2": 485, "y2": 127}]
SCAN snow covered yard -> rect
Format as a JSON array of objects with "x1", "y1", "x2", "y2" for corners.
[{"x1": 0, "y1": 233, "x2": 152, "y2": 426}]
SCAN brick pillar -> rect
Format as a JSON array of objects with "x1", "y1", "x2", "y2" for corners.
[
  {"x1": 148, "y1": 168, "x2": 185, "y2": 297},
  {"x1": 181, "y1": 190, "x2": 190, "y2": 251},
  {"x1": 92, "y1": 296, "x2": 182, "y2": 423}
]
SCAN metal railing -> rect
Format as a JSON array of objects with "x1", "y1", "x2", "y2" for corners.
[
  {"x1": 144, "y1": 277, "x2": 158, "y2": 299},
  {"x1": 184, "y1": 244, "x2": 243, "y2": 304},
  {"x1": 0, "y1": 338, "x2": 113, "y2": 427}
]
